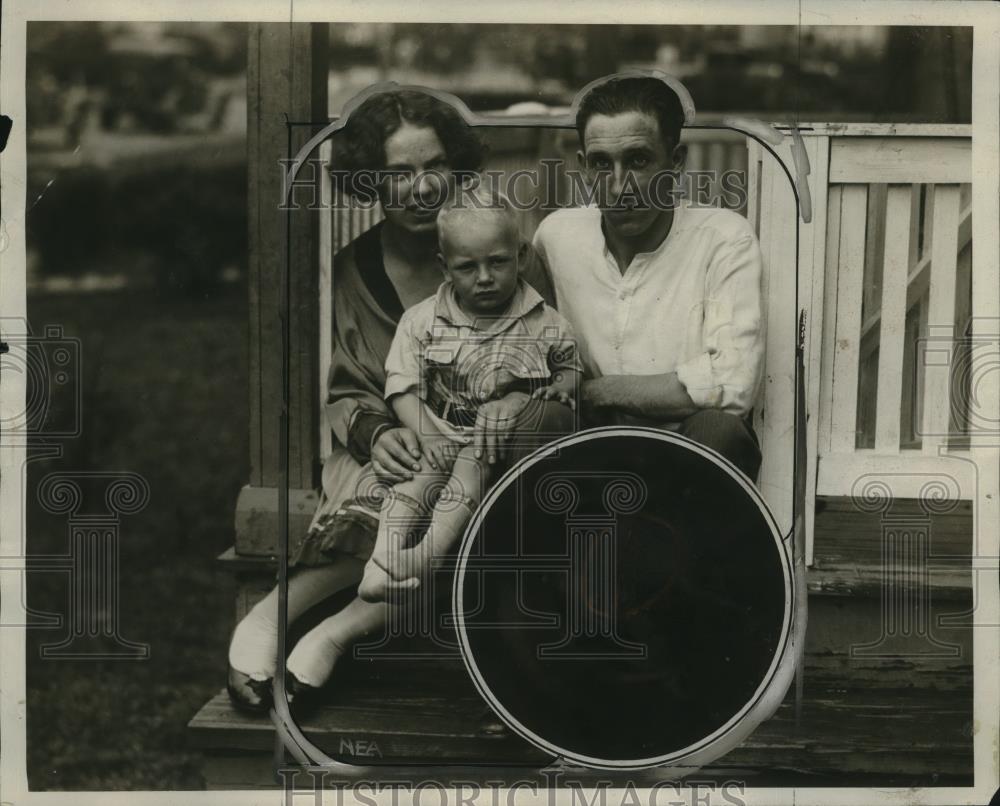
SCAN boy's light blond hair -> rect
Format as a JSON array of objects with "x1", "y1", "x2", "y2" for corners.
[{"x1": 437, "y1": 182, "x2": 521, "y2": 253}]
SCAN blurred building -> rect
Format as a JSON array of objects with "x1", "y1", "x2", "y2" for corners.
[{"x1": 325, "y1": 23, "x2": 970, "y2": 122}]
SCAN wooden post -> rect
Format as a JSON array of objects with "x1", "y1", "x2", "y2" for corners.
[{"x1": 236, "y1": 23, "x2": 328, "y2": 556}]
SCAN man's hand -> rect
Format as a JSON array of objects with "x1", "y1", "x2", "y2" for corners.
[
  {"x1": 371, "y1": 427, "x2": 423, "y2": 483},
  {"x1": 531, "y1": 384, "x2": 576, "y2": 410},
  {"x1": 474, "y1": 391, "x2": 530, "y2": 465}
]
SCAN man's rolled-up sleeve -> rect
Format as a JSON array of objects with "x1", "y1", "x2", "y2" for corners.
[{"x1": 674, "y1": 233, "x2": 764, "y2": 417}]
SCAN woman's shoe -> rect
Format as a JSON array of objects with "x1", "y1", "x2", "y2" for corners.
[
  {"x1": 227, "y1": 665, "x2": 273, "y2": 714},
  {"x1": 285, "y1": 671, "x2": 323, "y2": 719}
]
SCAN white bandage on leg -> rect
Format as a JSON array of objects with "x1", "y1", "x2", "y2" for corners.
[
  {"x1": 286, "y1": 598, "x2": 388, "y2": 688},
  {"x1": 228, "y1": 561, "x2": 364, "y2": 679},
  {"x1": 285, "y1": 619, "x2": 349, "y2": 688},
  {"x1": 423, "y1": 489, "x2": 479, "y2": 559},
  {"x1": 228, "y1": 594, "x2": 279, "y2": 680}
]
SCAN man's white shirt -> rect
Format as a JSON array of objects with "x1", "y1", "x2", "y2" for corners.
[{"x1": 532, "y1": 202, "x2": 764, "y2": 417}]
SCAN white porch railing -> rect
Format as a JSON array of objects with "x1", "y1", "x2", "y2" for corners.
[{"x1": 748, "y1": 124, "x2": 976, "y2": 563}]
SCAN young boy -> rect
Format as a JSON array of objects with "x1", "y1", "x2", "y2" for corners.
[{"x1": 358, "y1": 191, "x2": 582, "y2": 603}]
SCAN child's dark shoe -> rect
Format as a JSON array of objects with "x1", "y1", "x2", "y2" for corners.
[
  {"x1": 285, "y1": 671, "x2": 323, "y2": 719},
  {"x1": 227, "y1": 665, "x2": 273, "y2": 714}
]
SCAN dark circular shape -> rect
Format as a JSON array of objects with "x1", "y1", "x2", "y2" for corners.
[{"x1": 454, "y1": 427, "x2": 792, "y2": 769}]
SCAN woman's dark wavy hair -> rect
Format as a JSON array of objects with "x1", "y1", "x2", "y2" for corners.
[{"x1": 331, "y1": 89, "x2": 486, "y2": 205}]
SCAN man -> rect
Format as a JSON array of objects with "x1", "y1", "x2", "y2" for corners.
[{"x1": 533, "y1": 75, "x2": 764, "y2": 480}]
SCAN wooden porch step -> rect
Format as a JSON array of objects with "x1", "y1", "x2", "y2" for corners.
[
  {"x1": 806, "y1": 563, "x2": 970, "y2": 598},
  {"x1": 189, "y1": 655, "x2": 972, "y2": 786},
  {"x1": 217, "y1": 545, "x2": 277, "y2": 570},
  {"x1": 190, "y1": 686, "x2": 543, "y2": 763},
  {"x1": 192, "y1": 636, "x2": 542, "y2": 763},
  {"x1": 808, "y1": 495, "x2": 972, "y2": 598},
  {"x1": 724, "y1": 680, "x2": 972, "y2": 781},
  {"x1": 812, "y1": 496, "x2": 972, "y2": 565}
]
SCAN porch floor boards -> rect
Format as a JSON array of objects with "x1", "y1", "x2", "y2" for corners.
[{"x1": 189, "y1": 651, "x2": 972, "y2": 786}]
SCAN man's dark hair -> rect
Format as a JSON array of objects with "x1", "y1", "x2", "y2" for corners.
[
  {"x1": 575, "y1": 76, "x2": 685, "y2": 151},
  {"x1": 332, "y1": 89, "x2": 486, "y2": 204}
]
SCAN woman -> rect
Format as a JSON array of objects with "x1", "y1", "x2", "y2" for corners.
[{"x1": 227, "y1": 87, "x2": 561, "y2": 712}]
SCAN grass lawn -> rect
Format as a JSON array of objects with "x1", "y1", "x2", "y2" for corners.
[{"x1": 25, "y1": 286, "x2": 249, "y2": 790}]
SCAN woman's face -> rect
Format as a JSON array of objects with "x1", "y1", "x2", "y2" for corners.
[{"x1": 379, "y1": 123, "x2": 454, "y2": 235}]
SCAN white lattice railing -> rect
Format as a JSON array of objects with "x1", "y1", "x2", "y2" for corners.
[{"x1": 748, "y1": 124, "x2": 977, "y2": 563}]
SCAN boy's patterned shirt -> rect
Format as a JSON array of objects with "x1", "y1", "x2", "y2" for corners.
[{"x1": 384, "y1": 279, "x2": 581, "y2": 437}]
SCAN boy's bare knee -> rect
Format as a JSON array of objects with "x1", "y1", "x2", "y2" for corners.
[
  {"x1": 449, "y1": 447, "x2": 490, "y2": 500},
  {"x1": 458, "y1": 445, "x2": 492, "y2": 476}
]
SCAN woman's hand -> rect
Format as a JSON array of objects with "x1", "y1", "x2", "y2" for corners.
[
  {"x1": 371, "y1": 427, "x2": 423, "y2": 483},
  {"x1": 421, "y1": 433, "x2": 462, "y2": 473},
  {"x1": 474, "y1": 391, "x2": 530, "y2": 465}
]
